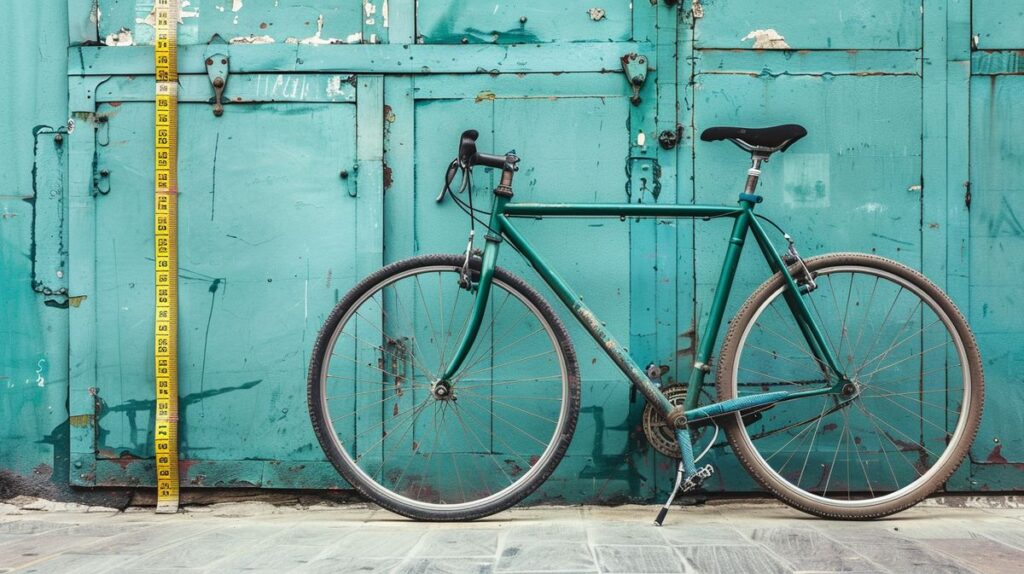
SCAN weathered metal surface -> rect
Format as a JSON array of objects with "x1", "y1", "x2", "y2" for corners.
[{"x1": 1, "y1": 0, "x2": 1021, "y2": 502}]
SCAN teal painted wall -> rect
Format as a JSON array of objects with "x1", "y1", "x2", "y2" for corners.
[{"x1": 1, "y1": 1, "x2": 1020, "y2": 501}]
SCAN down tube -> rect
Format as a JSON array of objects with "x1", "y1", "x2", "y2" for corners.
[{"x1": 496, "y1": 215, "x2": 676, "y2": 417}]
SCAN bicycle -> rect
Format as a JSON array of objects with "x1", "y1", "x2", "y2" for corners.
[{"x1": 307, "y1": 125, "x2": 983, "y2": 524}]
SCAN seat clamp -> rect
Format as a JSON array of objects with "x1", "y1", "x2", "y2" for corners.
[{"x1": 739, "y1": 193, "x2": 763, "y2": 204}]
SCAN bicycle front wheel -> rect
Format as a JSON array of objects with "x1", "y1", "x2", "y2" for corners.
[
  {"x1": 718, "y1": 253, "x2": 983, "y2": 519},
  {"x1": 308, "y1": 254, "x2": 580, "y2": 521}
]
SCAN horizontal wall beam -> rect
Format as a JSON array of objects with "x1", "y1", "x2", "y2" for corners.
[{"x1": 70, "y1": 42, "x2": 653, "y2": 76}]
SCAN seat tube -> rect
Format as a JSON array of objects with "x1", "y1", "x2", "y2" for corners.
[{"x1": 685, "y1": 206, "x2": 753, "y2": 410}]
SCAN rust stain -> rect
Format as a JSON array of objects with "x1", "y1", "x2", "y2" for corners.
[
  {"x1": 68, "y1": 295, "x2": 88, "y2": 308},
  {"x1": 383, "y1": 160, "x2": 393, "y2": 190},
  {"x1": 475, "y1": 91, "x2": 496, "y2": 103},
  {"x1": 68, "y1": 414, "x2": 92, "y2": 427},
  {"x1": 986, "y1": 444, "x2": 1009, "y2": 464}
]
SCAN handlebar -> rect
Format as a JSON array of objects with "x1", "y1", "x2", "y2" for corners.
[{"x1": 437, "y1": 129, "x2": 520, "y2": 203}]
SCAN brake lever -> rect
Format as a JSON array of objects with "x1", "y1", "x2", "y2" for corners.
[{"x1": 436, "y1": 158, "x2": 461, "y2": 202}]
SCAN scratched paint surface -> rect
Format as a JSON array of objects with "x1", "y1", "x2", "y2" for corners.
[
  {"x1": 97, "y1": 0, "x2": 364, "y2": 45},
  {"x1": 85, "y1": 101, "x2": 357, "y2": 469},
  {"x1": 1, "y1": 1, "x2": 1022, "y2": 500},
  {"x1": 416, "y1": 1, "x2": 633, "y2": 44}
]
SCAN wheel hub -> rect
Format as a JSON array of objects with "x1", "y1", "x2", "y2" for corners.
[{"x1": 431, "y1": 380, "x2": 456, "y2": 401}]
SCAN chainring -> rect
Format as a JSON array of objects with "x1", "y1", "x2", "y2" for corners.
[{"x1": 641, "y1": 384, "x2": 689, "y2": 458}]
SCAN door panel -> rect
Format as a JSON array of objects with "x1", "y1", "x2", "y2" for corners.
[
  {"x1": 694, "y1": 0, "x2": 921, "y2": 49},
  {"x1": 969, "y1": 75, "x2": 1024, "y2": 467},
  {"x1": 85, "y1": 97, "x2": 358, "y2": 469},
  {"x1": 973, "y1": 0, "x2": 1024, "y2": 49},
  {"x1": 417, "y1": 1, "x2": 634, "y2": 44},
  {"x1": 97, "y1": 0, "x2": 364, "y2": 45}
]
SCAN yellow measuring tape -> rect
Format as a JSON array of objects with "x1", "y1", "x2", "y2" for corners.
[{"x1": 153, "y1": 0, "x2": 180, "y2": 513}]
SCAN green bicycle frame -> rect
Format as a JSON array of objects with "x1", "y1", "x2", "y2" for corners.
[{"x1": 439, "y1": 193, "x2": 849, "y2": 422}]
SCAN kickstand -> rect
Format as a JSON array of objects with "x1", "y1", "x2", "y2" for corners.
[
  {"x1": 654, "y1": 461, "x2": 686, "y2": 526},
  {"x1": 654, "y1": 428, "x2": 698, "y2": 526}
]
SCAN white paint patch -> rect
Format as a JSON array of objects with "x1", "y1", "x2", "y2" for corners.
[
  {"x1": 232, "y1": 0, "x2": 244, "y2": 12},
  {"x1": 742, "y1": 28, "x2": 791, "y2": 50},
  {"x1": 90, "y1": 5, "x2": 102, "y2": 23},
  {"x1": 345, "y1": 32, "x2": 364, "y2": 44},
  {"x1": 284, "y1": 14, "x2": 346, "y2": 45},
  {"x1": 326, "y1": 76, "x2": 347, "y2": 96},
  {"x1": 783, "y1": 153, "x2": 831, "y2": 208},
  {"x1": 230, "y1": 35, "x2": 275, "y2": 44},
  {"x1": 364, "y1": 0, "x2": 376, "y2": 25},
  {"x1": 856, "y1": 202, "x2": 887, "y2": 214},
  {"x1": 35, "y1": 359, "x2": 46, "y2": 388},
  {"x1": 105, "y1": 27, "x2": 135, "y2": 46},
  {"x1": 216, "y1": 5, "x2": 225, "y2": 12},
  {"x1": 382, "y1": 0, "x2": 389, "y2": 28},
  {"x1": 636, "y1": 131, "x2": 646, "y2": 147}
]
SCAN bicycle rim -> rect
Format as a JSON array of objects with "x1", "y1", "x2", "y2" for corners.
[
  {"x1": 723, "y1": 262, "x2": 975, "y2": 509},
  {"x1": 316, "y1": 263, "x2": 574, "y2": 515}
]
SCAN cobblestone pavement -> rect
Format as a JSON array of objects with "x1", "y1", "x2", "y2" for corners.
[{"x1": 2, "y1": 497, "x2": 1023, "y2": 573}]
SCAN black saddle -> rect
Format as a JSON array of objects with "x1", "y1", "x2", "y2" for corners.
[{"x1": 701, "y1": 124, "x2": 807, "y2": 153}]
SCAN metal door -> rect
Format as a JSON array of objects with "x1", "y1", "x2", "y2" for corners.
[
  {"x1": 968, "y1": 0, "x2": 1024, "y2": 487},
  {"x1": 689, "y1": 1, "x2": 927, "y2": 489}
]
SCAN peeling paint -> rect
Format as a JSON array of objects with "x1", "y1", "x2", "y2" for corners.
[
  {"x1": 364, "y1": 0, "x2": 376, "y2": 26},
  {"x1": 104, "y1": 27, "x2": 134, "y2": 46},
  {"x1": 284, "y1": 14, "x2": 349, "y2": 45},
  {"x1": 230, "y1": 35, "x2": 274, "y2": 44},
  {"x1": 588, "y1": 8, "x2": 606, "y2": 22},
  {"x1": 232, "y1": 0, "x2": 244, "y2": 12},
  {"x1": 742, "y1": 28, "x2": 791, "y2": 50}
]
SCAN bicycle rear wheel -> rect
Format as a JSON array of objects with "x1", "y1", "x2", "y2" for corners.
[
  {"x1": 717, "y1": 253, "x2": 983, "y2": 519},
  {"x1": 308, "y1": 254, "x2": 580, "y2": 521}
]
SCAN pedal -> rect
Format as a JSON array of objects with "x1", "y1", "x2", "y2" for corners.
[{"x1": 681, "y1": 464, "x2": 715, "y2": 493}]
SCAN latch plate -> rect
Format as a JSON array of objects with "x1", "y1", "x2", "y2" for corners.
[
  {"x1": 621, "y1": 53, "x2": 650, "y2": 106},
  {"x1": 205, "y1": 52, "x2": 230, "y2": 117}
]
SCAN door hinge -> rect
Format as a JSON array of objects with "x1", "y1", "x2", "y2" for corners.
[{"x1": 621, "y1": 53, "x2": 651, "y2": 106}]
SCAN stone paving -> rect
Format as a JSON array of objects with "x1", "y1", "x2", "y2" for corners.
[{"x1": 1, "y1": 496, "x2": 1023, "y2": 573}]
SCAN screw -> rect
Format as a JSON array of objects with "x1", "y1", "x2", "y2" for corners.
[
  {"x1": 206, "y1": 58, "x2": 213, "y2": 66},
  {"x1": 461, "y1": 37, "x2": 469, "y2": 44},
  {"x1": 339, "y1": 170, "x2": 349, "y2": 179},
  {"x1": 54, "y1": 133, "x2": 64, "y2": 145},
  {"x1": 520, "y1": 16, "x2": 528, "y2": 24},
  {"x1": 100, "y1": 170, "x2": 110, "y2": 177}
]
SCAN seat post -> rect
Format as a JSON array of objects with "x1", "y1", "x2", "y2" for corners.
[{"x1": 744, "y1": 153, "x2": 770, "y2": 195}]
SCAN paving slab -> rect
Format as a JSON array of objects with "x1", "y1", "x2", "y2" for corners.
[{"x1": 0, "y1": 500, "x2": 1021, "y2": 573}]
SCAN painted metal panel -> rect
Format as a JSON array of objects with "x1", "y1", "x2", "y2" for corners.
[
  {"x1": 691, "y1": 36, "x2": 925, "y2": 489},
  {"x1": 4, "y1": 0, "x2": 1023, "y2": 500},
  {"x1": 968, "y1": 75, "x2": 1024, "y2": 471},
  {"x1": 973, "y1": 0, "x2": 1024, "y2": 49},
  {"x1": 384, "y1": 72, "x2": 663, "y2": 501},
  {"x1": 416, "y1": 0, "x2": 633, "y2": 44},
  {"x1": 70, "y1": 86, "x2": 363, "y2": 486},
  {"x1": 96, "y1": 0, "x2": 363, "y2": 46},
  {"x1": 694, "y1": 0, "x2": 922, "y2": 50}
]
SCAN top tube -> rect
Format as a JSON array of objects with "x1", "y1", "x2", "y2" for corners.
[{"x1": 502, "y1": 203, "x2": 744, "y2": 219}]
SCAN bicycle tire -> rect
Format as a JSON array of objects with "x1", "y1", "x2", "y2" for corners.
[
  {"x1": 717, "y1": 253, "x2": 983, "y2": 519},
  {"x1": 308, "y1": 254, "x2": 580, "y2": 521}
]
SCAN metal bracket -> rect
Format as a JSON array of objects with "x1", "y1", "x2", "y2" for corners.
[
  {"x1": 204, "y1": 51, "x2": 230, "y2": 117},
  {"x1": 620, "y1": 53, "x2": 650, "y2": 106}
]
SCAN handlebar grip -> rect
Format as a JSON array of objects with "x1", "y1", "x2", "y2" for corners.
[
  {"x1": 459, "y1": 130, "x2": 479, "y2": 164},
  {"x1": 472, "y1": 152, "x2": 507, "y2": 169}
]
